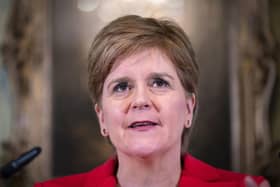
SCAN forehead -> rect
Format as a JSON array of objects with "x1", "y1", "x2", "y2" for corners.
[{"x1": 109, "y1": 48, "x2": 176, "y2": 74}]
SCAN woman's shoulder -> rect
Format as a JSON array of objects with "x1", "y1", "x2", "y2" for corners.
[
  {"x1": 33, "y1": 158, "x2": 117, "y2": 187},
  {"x1": 179, "y1": 154, "x2": 265, "y2": 187}
]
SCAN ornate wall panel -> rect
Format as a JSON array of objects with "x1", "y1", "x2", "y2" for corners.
[{"x1": 1, "y1": 0, "x2": 52, "y2": 186}]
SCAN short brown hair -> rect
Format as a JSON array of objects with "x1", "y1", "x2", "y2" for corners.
[{"x1": 88, "y1": 15, "x2": 199, "y2": 106}]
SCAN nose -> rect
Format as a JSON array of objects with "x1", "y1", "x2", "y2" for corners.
[{"x1": 131, "y1": 85, "x2": 151, "y2": 111}]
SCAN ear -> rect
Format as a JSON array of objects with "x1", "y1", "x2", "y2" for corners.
[
  {"x1": 184, "y1": 93, "x2": 196, "y2": 128},
  {"x1": 95, "y1": 104, "x2": 108, "y2": 137}
]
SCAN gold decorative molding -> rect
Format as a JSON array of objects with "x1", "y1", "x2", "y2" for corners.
[
  {"x1": 230, "y1": 0, "x2": 279, "y2": 186},
  {"x1": 1, "y1": 0, "x2": 52, "y2": 186}
]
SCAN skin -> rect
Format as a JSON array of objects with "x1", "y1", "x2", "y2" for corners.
[{"x1": 94, "y1": 48, "x2": 270, "y2": 187}]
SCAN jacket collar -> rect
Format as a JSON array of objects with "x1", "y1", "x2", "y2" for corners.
[
  {"x1": 181, "y1": 154, "x2": 221, "y2": 181},
  {"x1": 84, "y1": 157, "x2": 118, "y2": 187},
  {"x1": 84, "y1": 154, "x2": 222, "y2": 187}
]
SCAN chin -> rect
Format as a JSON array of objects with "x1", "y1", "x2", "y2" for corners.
[
  {"x1": 122, "y1": 143, "x2": 164, "y2": 158},
  {"x1": 127, "y1": 150, "x2": 158, "y2": 159}
]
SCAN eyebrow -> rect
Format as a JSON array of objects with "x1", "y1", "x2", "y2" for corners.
[
  {"x1": 106, "y1": 72, "x2": 175, "y2": 89},
  {"x1": 147, "y1": 72, "x2": 175, "y2": 80}
]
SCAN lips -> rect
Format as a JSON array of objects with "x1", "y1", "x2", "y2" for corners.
[{"x1": 128, "y1": 121, "x2": 158, "y2": 128}]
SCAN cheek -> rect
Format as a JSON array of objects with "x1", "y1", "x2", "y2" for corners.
[
  {"x1": 161, "y1": 95, "x2": 187, "y2": 127},
  {"x1": 102, "y1": 100, "x2": 128, "y2": 129},
  {"x1": 103, "y1": 108, "x2": 121, "y2": 126}
]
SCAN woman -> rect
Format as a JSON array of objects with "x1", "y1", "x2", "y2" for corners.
[{"x1": 35, "y1": 15, "x2": 270, "y2": 187}]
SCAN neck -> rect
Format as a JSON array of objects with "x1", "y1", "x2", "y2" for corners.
[{"x1": 116, "y1": 146, "x2": 182, "y2": 187}]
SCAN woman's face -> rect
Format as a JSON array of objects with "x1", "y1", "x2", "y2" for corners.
[{"x1": 95, "y1": 48, "x2": 195, "y2": 157}]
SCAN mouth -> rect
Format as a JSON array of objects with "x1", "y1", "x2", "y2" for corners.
[{"x1": 128, "y1": 121, "x2": 159, "y2": 129}]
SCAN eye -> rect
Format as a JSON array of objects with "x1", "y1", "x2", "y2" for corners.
[
  {"x1": 113, "y1": 81, "x2": 131, "y2": 93},
  {"x1": 151, "y1": 77, "x2": 170, "y2": 88}
]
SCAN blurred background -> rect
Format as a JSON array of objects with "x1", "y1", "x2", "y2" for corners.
[{"x1": 0, "y1": 0, "x2": 279, "y2": 186}]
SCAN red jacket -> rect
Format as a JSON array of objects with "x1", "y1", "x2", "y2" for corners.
[{"x1": 34, "y1": 154, "x2": 265, "y2": 187}]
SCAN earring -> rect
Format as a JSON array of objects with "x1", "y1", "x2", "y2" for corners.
[
  {"x1": 101, "y1": 128, "x2": 108, "y2": 136},
  {"x1": 185, "y1": 120, "x2": 191, "y2": 128}
]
